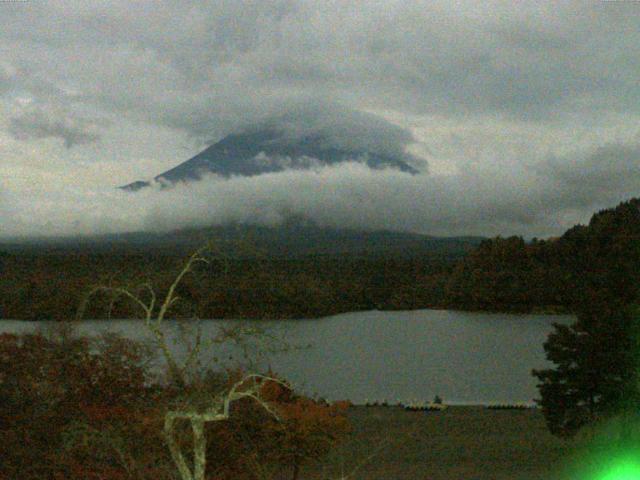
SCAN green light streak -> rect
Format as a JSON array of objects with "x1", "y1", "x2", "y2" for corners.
[
  {"x1": 559, "y1": 429, "x2": 640, "y2": 480},
  {"x1": 599, "y1": 459, "x2": 640, "y2": 480}
]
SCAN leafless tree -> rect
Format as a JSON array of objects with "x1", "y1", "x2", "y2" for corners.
[
  {"x1": 165, "y1": 373, "x2": 287, "y2": 480},
  {"x1": 77, "y1": 243, "x2": 290, "y2": 480}
]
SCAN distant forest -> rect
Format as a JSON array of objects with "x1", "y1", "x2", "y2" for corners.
[
  {"x1": 1, "y1": 198, "x2": 639, "y2": 320},
  {"x1": 445, "y1": 198, "x2": 640, "y2": 313}
]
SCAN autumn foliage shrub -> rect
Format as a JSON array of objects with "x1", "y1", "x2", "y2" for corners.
[
  {"x1": 0, "y1": 331, "x2": 350, "y2": 480},
  {"x1": 0, "y1": 329, "x2": 168, "y2": 479},
  {"x1": 262, "y1": 383, "x2": 351, "y2": 479},
  {"x1": 194, "y1": 373, "x2": 351, "y2": 479}
]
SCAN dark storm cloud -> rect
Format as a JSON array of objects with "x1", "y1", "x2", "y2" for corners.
[{"x1": 4, "y1": 1, "x2": 638, "y2": 135}]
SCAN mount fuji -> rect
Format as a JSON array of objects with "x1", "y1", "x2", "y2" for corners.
[{"x1": 121, "y1": 127, "x2": 420, "y2": 190}]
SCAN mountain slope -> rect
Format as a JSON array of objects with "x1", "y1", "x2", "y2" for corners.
[
  {"x1": 0, "y1": 221, "x2": 483, "y2": 259},
  {"x1": 122, "y1": 128, "x2": 419, "y2": 190}
]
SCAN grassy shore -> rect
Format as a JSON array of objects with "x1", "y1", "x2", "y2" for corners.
[{"x1": 299, "y1": 406, "x2": 575, "y2": 480}]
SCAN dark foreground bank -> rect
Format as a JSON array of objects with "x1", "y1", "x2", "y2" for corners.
[{"x1": 300, "y1": 405, "x2": 574, "y2": 480}]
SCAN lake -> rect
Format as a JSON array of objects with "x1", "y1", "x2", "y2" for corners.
[{"x1": 0, "y1": 309, "x2": 572, "y2": 405}]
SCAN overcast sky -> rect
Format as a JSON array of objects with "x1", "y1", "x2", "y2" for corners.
[{"x1": 1, "y1": 0, "x2": 640, "y2": 239}]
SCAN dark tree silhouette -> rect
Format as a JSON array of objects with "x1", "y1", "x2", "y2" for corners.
[{"x1": 532, "y1": 301, "x2": 640, "y2": 438}]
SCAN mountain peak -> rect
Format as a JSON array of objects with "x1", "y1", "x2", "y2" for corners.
[{"x1": 121, "y1": 127, "x2": 420, "y2": 191}]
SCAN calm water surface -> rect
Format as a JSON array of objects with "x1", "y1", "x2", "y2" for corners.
[{"x1": 0, "y1": 309, "x2": 572, "y2": 405}]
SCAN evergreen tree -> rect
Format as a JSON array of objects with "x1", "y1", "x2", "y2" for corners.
[{"x1": 532, "y1": 301, "x2": 640, "y2": 438}]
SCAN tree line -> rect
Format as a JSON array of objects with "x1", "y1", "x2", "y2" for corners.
[
  {"x1": 443, "y1": 198, "x2": 640, "y2": 313},
  {"x1": 2, "y1": 199, "x2": 639, "y2": 322},
  {"x1": 2, "y1": 199, "x2": 640, "y2": 321},
  {"x1": 0, "y1": 248, "x2": 456, "y2": 321}
]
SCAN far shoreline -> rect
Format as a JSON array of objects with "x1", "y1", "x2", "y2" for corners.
[{"x1": 0, "y1": 305, "x2": 575, "y2": 322}]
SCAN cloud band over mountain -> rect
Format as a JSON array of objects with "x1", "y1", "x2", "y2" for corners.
[{"x1": 3, "y1": 139, "x2": 640, "y2": 240}]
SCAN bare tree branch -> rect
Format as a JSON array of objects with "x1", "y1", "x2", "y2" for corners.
[
  {"x1": 164, "y1": 373, "x2": 290, "y2": 480},
  {"x1": 75, "y1": 241, "x2": 289, "y2": 480},
  {"x1": 157, "y1": 246, "x2": 210, "y2": 324}
]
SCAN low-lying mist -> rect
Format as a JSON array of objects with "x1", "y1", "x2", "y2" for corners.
[{"x1": 4, "y1": 148, "x2": 639, "y2": 241}]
